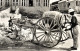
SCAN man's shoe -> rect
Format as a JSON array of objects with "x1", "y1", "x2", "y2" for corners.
[{"x1": 71, "y1": 47, "x2": 77, "y2": 50}]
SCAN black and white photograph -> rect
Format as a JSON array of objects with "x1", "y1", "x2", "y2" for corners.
[{"x1": 0, "y1": 0, "x2": 80, "y2": 51}]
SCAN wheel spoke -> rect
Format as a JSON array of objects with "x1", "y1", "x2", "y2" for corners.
[
  {"x1": 50, "y1": 20, "x2": 53, "y2": 28},
  {"x1": 38, "y1": 22, "x2": 46, "y2": 31},
  {"x1": 51, "y1": 24, "x2": 57, "y2": 30},
  {"x1": 49, "y1": 37, "x2": 55, "y2": 46},
  {"x1": 36, "y1": 34, "x2": 44, "y2": 38},
  {"x1": 51, "y1": 34, "x2": 58, "y2": 38},
  {"x1": 41, "y1": 20, "x2": 46, "y2": 29},
  {"x1": 51, "y1": 29, "x2": 60, "y2": 32},
  {"x1": 38, "y1": 24, "x2": 44, "y2": 30},
  {"x1": 52, "y1": 33, "x2": 60, "y2": 38},
  {"x1": 44, "y1": 19, "x2": 50, "y2": 29},
  {"x1": 51, "y1": 34, "x2": 58, "y2": 41},
  {"x1": 36, "y1": 32, "x2": 44, "y2": 34},
  {"x1": 43, "y1": 35, "x2": 46, "y2": 42},
  {"x1": 47, "y1": 18, "x2": 49, "y2": 24},
  {"x1": 44, "y1": 36, "x2": 52, "y2": 44},
  {"x1": 43, "y1": 19, "x2": 46, "y2": 25},
  {"x1": 51, "y1": 32, "x2": 56, "y2": 36},
  {"x1": 36, "y1": 29, "x2": 44, "y2": 32},
  {"x1": 46, "y1": 36, "x2": 50, "y2": 43},
  {"x1": 50, "y1": 35, "x2": 57, "y2": 44},
  {"x1": 64, "y1": 31, "x2": 69, "y2": 37},
  {"x1": 49, "y1": 35, "x2": 53, "y2": 43},
  {"x1": 61, "y1": 36, "x2": 64, "y2": 40},
  {"x1": 61, "y1": 31, "x2": 70, "y2": 41},
  {"x1": 56, "y1": 33, "x2": 59, "y2": 37},
  {"x1": 38, "y1": 35, "x2": 45, "y2": 42},
  {"x1": 62, "y1": 32, "x2": 67, "y2": 38},
  {"x1": 50, "y1": 34, "x2": 56, "y2": 40},
  {"x1": 66, "y1": 32, "x2": 70, "y2": 37}
]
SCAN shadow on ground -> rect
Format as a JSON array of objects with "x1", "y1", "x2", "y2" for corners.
[{"x1": 0, "y1": 41, "x2": 71, "y2": 51}]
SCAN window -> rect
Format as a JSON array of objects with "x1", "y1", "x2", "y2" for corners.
[
  {"x1": 24, "y1": 0, "x2": 25, "y2": 6},
  {"x1": 13, "y1": 3, "x2": 15, "y2": 6},
  {"x1": 13, "y1": 0, "x2": 18, "y2": 6},
  {"x1": 13, "y1": 0, "x2": 15, "y2": 6},
  {"x1": 13, "y1": 0, "x2": 15, "y2": 2},
  {"x1": 76, "y1": 1, "x2": 78, "y2": 6},
  {"x1": 38, "y1": 0, "x2": 40, "y2": 6},
  {"x1": 22, "y1": 0, "x2": 25, "y2": 6},
  {"x1": 5, "y1": 0, "x2": 9, "y2": 7},
  {"x1": 44, "y1": 0, "x2": 48, "y2": 6},
  {"x1": 29, "y1": 0, "x2": 33, "y2": 6},
  {"x1": 8, "y1": 0, "x2": 9, "y2": 4},
  {"x1": 22, "y1": 0, "x2": 23, "y2": 6},
  {"x1": 6, "y1": 0, "x2": 7, "y2": 4},
  {"x1": 36, "y1": 0, "x2": 40, "y2": 6},
  {"x1": 44, "y1": 0, "x2": 45, "y2": 6},
  {"x1": 16, "y1": 0, "x2": 18, "y2": 6},
  {"x1": 44, "y1": 0, "x2": 49, "y2": 7},
  {"x1": 1, "y1": 0, "x2": 2, "y2": 6},
  {"x1": 46, "y1": 0, "x2": 47, "y2": 6},
  {"x1": 76, "y1": 1, "x2": 80, "y2": 6},
  {"x1": 16, "y1": 3, "x2": 18, "y2": 6}
]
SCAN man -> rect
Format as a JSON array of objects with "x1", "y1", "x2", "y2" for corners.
[
  {"x1": 8, "y1": 17, "x2": 13, "y2": 27},
  {"x1": 68, "y1": 9, "x2": 78, "y2": 50}
]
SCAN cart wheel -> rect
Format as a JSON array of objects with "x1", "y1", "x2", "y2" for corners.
[
  {"x1": 60, "y1": 31, "x2": 70, "y2": 42},
  {"x1": 34, "y1": 17, "x2": 62, "y2": 47}
]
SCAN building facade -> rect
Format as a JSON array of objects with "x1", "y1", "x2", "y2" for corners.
[{"x1": 0, "y1": 0, "x2": 50, "y2": 13}]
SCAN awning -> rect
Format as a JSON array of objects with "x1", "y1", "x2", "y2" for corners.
[{"x1": 50, "y1": 0, "x2": 59, "y2": 4}]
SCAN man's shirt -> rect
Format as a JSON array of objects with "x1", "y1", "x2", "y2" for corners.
[{"x1": 71, "y1": 15, "x2": 78, "y2": 28}]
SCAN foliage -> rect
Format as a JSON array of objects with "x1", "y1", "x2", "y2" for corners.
[{"x1": 19, "y1": 9, "x2": 43, "y2": 19}]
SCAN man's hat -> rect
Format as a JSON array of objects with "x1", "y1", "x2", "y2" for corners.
[{"x1": 68, "y1": 8, "x2": 75, "y2": 13}]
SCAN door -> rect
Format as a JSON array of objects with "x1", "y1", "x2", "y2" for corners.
[{"x1": 29, "y1": 0, "x2": 33, "y2": 6}]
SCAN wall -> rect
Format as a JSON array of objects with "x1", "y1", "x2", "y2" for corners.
[
  {"x1": 0, "y1": 0, "x2": 5, "y2": 8},
  {"x1": 0, "y1": 0, "x2": 50, "y2": 13},
  {"x1": 11, "y1": 0, "x2": 50, "y2": 12},
  {"x1": 69, "y1": 1, "x2": 76, "y2": 9},
  {"x1": 19, "y1": 6, "x2": 49, "y2": 13}
]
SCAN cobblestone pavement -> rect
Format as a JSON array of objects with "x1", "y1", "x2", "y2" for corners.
[{"x1": 0, "y1": 38, "x2": 73, "y2": 51}]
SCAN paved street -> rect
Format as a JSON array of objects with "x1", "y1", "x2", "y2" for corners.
[{"x1": 0, "y1": 41, "x2": 72, "y2": 51}]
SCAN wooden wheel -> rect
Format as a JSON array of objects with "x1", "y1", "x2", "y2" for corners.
[
  {"x1": 34, "y1": 17, "x2": 62, "y2": 47},
  {"x1": 60, "y1": 31, "x2": 70, "y2": 42}
]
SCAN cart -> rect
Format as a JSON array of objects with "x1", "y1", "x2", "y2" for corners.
[{"x1": 12, "y1": 11, "x2": 71, "y2": 48}]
